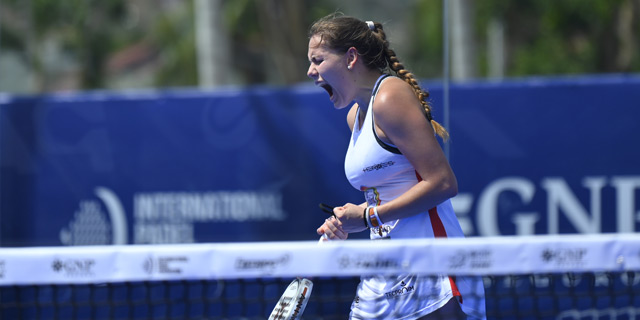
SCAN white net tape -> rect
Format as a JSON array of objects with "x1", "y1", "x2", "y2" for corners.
[{"x1": 0, "y1": 234, "x2": 638, "y2": 285}]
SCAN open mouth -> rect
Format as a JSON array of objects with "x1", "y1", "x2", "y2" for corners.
[{"x1": 320, "y1": 83, "x2": 334, "y2": 99}]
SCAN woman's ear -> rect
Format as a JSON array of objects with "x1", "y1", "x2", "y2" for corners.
[{"x1": 346, "y1": 47, "x2": 358, "y2": 69}]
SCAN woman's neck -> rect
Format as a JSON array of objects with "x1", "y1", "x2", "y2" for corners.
[{"x1": 355, "y1": 71, "x2": 386, "y2": 122}]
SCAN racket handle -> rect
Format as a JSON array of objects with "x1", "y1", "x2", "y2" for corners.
[{"x1": 319, "y1": 203, "x2": 336, "y2": 216}]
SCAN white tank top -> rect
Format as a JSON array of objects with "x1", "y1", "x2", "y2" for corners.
[
  {"x1": 344, "y1": 74, "x2": 463, "y2": 240},
  {"x1": 345, "y1": 74, "x2": 486, "y2": 319}
]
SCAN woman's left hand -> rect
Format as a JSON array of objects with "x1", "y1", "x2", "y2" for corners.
[{"x1": 317, "y1": 216, "x2": 348, "y2": 240}]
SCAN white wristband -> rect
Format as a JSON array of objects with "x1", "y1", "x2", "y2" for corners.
[
  {"x1": 366, "y1": 206, "x2": 382, "y2": 228},
  {"x1": 365, "y1": 206, "x2": 374, "y2": 229},
  {"x1": 372, "y1": 206, "x2": 382, "y2": 227}
]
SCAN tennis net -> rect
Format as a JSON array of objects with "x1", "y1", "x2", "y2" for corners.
[{"x1": 0, "y1": 234, "x2": 638, "y2": 319}]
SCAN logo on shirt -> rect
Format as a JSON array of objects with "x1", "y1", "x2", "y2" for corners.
[
  {"x1": 362, "y1": 161, "x2": 395, "y2": 173},
  {"x1": 362, "y1": 187, "x2": 381, "y2": 206},
  {"x1": 384, "y1": 280, "x2": 416, "y2": 298}
]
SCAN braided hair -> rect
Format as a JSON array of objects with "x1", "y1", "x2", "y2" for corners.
[{"x1": 309, "y1": 14, "x2": 449, "y2": 141}]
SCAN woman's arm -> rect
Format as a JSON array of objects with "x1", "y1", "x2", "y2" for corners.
[
  {"x1": 371, "y1": 77, "x2": 458, "y2": 221},
  {"x1": 333, "y1": 78, "x2": 457, "y2": 233}
]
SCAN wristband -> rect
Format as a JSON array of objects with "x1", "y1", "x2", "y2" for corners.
[
  {"x1": 369, "y1": 206, "x2": 382, "y2": 228},
  {"x1": 362, "y1": 207, "x2": 370, "y2": 229}
]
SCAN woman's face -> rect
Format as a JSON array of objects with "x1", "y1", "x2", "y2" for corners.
[{"x1": 307, "y1": 35, "x2": 353, "y2": 109}]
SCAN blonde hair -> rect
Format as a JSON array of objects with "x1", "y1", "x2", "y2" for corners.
[{"x1": 309, "y1": 14, "x2": 449, "y2": 141}]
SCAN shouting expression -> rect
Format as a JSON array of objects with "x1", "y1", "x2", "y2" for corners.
[{"x1": 307, "y1": 35, "x2": 356, "y2": 109}]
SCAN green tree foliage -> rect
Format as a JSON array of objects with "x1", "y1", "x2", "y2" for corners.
[
  {"x1": 409, "y1": 0, "x2": 444, "y2": 78},
  {"x1": 475, "y1": 0, "x2": 639, "y2": 77},
  {"x1": 150, "y1": 1, "x2": 197, "y2": 87},
  {"x1": 0, "y1": 0, "x2": 638, "y2": 93}
]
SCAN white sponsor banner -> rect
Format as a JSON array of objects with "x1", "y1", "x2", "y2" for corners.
[{"x1": 0, "y1": 234, "x2": 638, "y2": 285}]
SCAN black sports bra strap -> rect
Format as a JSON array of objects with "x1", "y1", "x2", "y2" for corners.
[{"x1": 370, "y1": 74, "x2": 402, "y2": 155}]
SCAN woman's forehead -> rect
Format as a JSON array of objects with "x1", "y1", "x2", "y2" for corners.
[
  {"x1": 308, "y1": 34, "x2": 324, "y2": 49},
  {"x1": 308, "y1": 37, "x2": 329, "y2": 58},
  {"x1": 309, "y1": 35, "x2": 340, "y2": 56}
]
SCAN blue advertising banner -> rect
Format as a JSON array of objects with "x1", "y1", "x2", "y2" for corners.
[
  {"x1": 1, "y1": 75, "x2": 639, "y2": 246},
  {"x1": 445, "y1": 76, "x2": 640, "y2": 236}
]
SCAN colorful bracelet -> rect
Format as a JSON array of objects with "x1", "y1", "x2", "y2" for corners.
[
  {"x1": 368, "y1": 206, "x2": 382, "y2": 228},
  {"x1": 364, "y1": 206, "x2": 382, "y2": 229}
]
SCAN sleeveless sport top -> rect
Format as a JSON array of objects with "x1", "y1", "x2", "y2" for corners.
[
  {"x1": 344, "y1": 74, "x2": 486, "y2": 319},
  {"x1": 344, "y1": 74, "x2": 462, "y2": 240}
]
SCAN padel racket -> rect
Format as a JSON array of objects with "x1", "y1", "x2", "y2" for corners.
[
  {"x1": 268, "y1": 278, "x2": 313, "y2": 320},
  {"x1": 319, "y1": 203, "x2": 335, "y2": 216}
]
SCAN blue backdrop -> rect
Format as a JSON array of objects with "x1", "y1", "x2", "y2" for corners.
[{"x1": 1, "y1": 75, "x2": 639, "y2": 246}]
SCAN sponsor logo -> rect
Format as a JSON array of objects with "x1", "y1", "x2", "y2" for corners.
[
  {"x1": 235, "y1": 254, "x2": 290, "y2": 273},
  {"x1": 371, "y1": 225, "x2": 393, "y2": 239},
  {"x1": 362, "y1": 161, "x2": 395, "y2": 173},
  {"x1": 541, "y1": 247, "x2": 587, "y2": 267},
  {"x1": 385, "y1": 280, "x2": 415, "y2": 298},
  {"x1": 60, "y1": 187, "x2": 128, "y2": 246},
  {"x1": 134, "y1": 191, "x2": 286, "y2": 244},
  {"x1": 338, "y1": 254, "x2": 401, "y2": 270},
  {"x1": 143, "y1": 256, "x2": 189, "y2": 275},
  {"x1": 448, "y1": 249, "x2": 492, "y2": 270},
  {"x1": 458, "y1": 175, "x2": 640, "y2": 236},
  {"x1": 362, "y1": 188, "x2": 380, "y2": 207},
  {"x1": 0, "y1": 260, "x2": 5, "y2": 279},
  {"x1": 294, "y1": 287, "x2": 309, "y2": 316},
  {"x1": 51, "y1": 258, "x2": 96, "y2": 277}
]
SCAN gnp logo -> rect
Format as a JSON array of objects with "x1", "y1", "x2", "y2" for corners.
[
  {"x1": 60, "y1": 187, "x2": 128, "y2": 246},
  {"x1": 51, "y1": 258, "x2": 96, "y2": 277}
]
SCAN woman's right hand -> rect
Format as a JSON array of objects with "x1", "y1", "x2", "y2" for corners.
[{"x1": 333, "y1": 203, "x2": 369, "y2": 233}]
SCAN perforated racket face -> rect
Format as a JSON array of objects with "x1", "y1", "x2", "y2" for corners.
[{"x1": 268, "y1": 278, "x2": 313, "y2": 320}]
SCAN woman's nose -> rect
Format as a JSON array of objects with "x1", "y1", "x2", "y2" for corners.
[{"x1": 307, "y1": 65, "x2": 317, "y2": 78}]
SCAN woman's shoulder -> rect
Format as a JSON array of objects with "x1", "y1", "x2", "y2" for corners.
[
  {"x1": 374, "y1": 77, "x2": 422, "y2": 114},
  {"x1": 379, "y1": 75, "x2": 413, "y2": 92}
]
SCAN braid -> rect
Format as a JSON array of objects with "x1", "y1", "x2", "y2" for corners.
[{"x1": 385, "y1": 47, "x2": 449, "y2": 141}]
